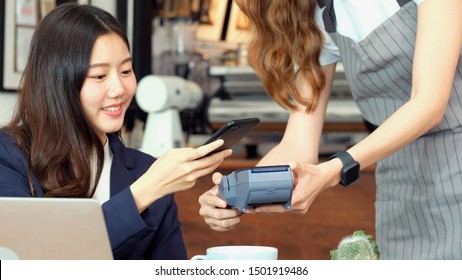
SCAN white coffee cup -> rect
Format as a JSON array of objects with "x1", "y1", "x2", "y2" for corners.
[{"x1": 191, "y1": 246, "x2": 278, "y2": 260}]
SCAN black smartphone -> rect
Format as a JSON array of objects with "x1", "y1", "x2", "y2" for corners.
[{"x1": 202, "y1": 117, "x2": 260, "y2": 157}]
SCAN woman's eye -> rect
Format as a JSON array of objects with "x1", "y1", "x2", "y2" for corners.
[
  {"x1": 92, "y1": 74, "x2": 106, "y2": 80},
  {"x1": 121, "y1": 69, "x2": 133, "y2": 76}
]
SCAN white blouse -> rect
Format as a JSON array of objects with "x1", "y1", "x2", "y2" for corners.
[
  {"x1": 92, "y1": 139, "x2": 112, "y2": 204},
  {"x1": 316, "y1": 0, "x2": 426, "y2": 65}
]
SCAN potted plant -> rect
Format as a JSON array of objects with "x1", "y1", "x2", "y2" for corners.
[{"x1": 330, "y1": 230, "x2": 380, "y2": 260}]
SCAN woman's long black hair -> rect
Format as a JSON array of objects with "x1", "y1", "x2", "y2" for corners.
[{"x1": 4, "y1": 3, "x2": 130, "y2": 197}]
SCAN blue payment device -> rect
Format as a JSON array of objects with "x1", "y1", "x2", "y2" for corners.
[{"x1": 218, "y1": 165, "x2": 293, "y2": 213}]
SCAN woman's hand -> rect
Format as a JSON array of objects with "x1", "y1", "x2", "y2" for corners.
[
  {"x1": 198, "y1": 159, "x2": 341, "y2": 231},
  {"x1": 131, "y1": 139, "x2": 232, "y2": 212},
  {"x1": 198, "y1": 172, "x2": 242, "y2": 231},
  {"x1": 250, "y1": 160, "x2": 341, "y2": 215}
]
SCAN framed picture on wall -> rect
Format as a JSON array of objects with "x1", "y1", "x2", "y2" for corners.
[
  {"x1": 225, "y1": 0, "x2": 250, "y2": 44},
  {"x1": 0, "y1": 0, "x2": 118, "y2": 91},
  {"x1": 0, "y1": 0, "x2": 57, "y2": 91}
]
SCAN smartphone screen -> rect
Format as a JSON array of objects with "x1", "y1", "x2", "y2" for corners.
[{"x1": 202, "y1": 117, "x2": 260, "y2": 157}]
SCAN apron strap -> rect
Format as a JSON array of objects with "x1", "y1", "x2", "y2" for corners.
[
  {"x1": 322, "y1": 0, "x2": 336, "y2": 33},
  {"x1": 397, "y1": 0, "x2": 412, "y2": 7}
]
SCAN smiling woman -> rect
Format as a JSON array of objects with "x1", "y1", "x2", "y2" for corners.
[
  {"x1": 0, "y1": 3, "x2": 232, "y2": 260},
  {"x1": 80, "y1": 34, "x2": 137, "y2": 144}
]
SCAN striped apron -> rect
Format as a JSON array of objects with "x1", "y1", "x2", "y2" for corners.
[{"x1": 322, "y1": 0, "x2": 462, "y2": 259}]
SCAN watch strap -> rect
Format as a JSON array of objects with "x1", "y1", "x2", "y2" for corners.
[{"x1": 330, "y1": 151, "x2": 360, "y2": 187}]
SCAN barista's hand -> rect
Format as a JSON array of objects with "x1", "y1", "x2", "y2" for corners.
[
  {"x1": 251, "y1": 160, "x2": 340, "y2": 215},
  {"x1": 198, "y1": 172, "x2": 242, "y2": 231},
  {"x1": 131, "y1": 139, "x2": 232, "y2": 213}
]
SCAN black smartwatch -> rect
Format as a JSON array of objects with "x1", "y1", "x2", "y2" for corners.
[{"x1": 330, "y1": 151, "x2": 360, "y2": 187}]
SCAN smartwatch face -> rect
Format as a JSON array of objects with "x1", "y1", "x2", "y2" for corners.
[{"x1": 343, "y1": 162, "x2": 360, "y2": 186}]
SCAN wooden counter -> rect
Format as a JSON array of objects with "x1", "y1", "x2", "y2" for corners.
[
  {"x1": 174, "y1": 160, "x2": 376, "y2": 260},
  {"x1": 210, "y1": 120, "x2": 369, "y2": 133}
]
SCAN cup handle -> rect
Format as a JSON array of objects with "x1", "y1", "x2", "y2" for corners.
[{"x1": 191, "y1": 255, "x2": 207, "y2": 260}]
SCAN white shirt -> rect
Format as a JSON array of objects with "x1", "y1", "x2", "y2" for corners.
[
  {"x1": 316, "y1": 0, "x2": 426, "y2": 65},
  {"x1": 92, "y1": 140, "x2": 112, "y2": 204}
]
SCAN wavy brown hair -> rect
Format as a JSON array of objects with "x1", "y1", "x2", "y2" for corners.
[
  {"x1": 3, "y1": 3, "x2": 129, "y2": 197},
  {"x1": 234, "y1": 0, "x2": 325, "y2": 112}
]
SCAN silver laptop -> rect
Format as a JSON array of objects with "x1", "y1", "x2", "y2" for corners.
[{"x1": 0, "y1": 197, "x2": 113, "y2": 260}]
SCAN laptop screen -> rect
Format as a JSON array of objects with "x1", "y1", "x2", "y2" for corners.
[{"x1": 0, "y1": 197, "x2": 113, "y2": 260}]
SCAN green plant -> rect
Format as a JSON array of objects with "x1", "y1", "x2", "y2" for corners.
[{"x1": 330, "y1": 230, "x2": 380, "y2": 260}]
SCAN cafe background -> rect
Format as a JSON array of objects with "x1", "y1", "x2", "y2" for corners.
[{"x1": 0, "y1": 0, "x2": 376, "y2": 260}]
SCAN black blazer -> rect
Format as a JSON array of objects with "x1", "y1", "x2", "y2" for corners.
[{"x1": 0, "y1": 131, "x2": 187, "y2": 259}]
